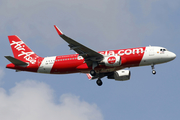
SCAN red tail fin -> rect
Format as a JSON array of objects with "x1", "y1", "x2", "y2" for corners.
[{"x1": 8, "y1": 35, "x2": 40, "y2": 64}]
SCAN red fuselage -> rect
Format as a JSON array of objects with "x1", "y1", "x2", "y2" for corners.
[
  {"x1": 7, "y1": 47, "x2": 146, "y2": 74},
  {"x1": 5, "y1": 26, "x2": 176, "y2": 86}
]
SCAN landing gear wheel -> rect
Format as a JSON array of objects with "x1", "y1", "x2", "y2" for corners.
[
  {"x1": 96, "y1": 79, "x2": 103, "y2": 86},
  {"x1": 152, "y1": 70, "x2": 156, "y2": 75},
  {"x1": 90, "y1": 70, "x2": 96, "y2": 76},
  {"x1": 151, "y1": 64, "x2": 156, "y2": 75}
]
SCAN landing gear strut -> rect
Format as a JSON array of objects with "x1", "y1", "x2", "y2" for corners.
[
  {"x1": 151, "y1": 64, "x2": 156, "y2": 75},
  {"x1": 96, "y1": 78, "x2": 103, "y2": 86},
  {"x1": 90, "y1": 62, "x2": 98, "y2": 76}
]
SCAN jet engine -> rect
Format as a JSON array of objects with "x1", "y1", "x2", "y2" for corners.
[
  {"x1": 101, "y1": 56, "x2": 121, "y2": 67},
  {"x1": 107, "y1": 70, "x2": 131, "y2": 81}
]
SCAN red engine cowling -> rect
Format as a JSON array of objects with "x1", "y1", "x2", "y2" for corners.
[
  {"x1": 102, "y1": 56, "x2": 121, "y2": 67},
  {"x1": 107, "y1": 70, "x2": 131, "y2": 81}
]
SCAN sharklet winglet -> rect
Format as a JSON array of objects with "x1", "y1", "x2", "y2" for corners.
[{"x1": 54, "y1": 25, "x2": 63, "y2": 35}]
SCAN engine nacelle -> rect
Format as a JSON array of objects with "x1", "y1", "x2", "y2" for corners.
[
  {"x1": 108, "y1": 70, "x2": 131, "y2": 81},
  {"x1": 102, "y1": 56, "x2": 121, "y2": 67}
]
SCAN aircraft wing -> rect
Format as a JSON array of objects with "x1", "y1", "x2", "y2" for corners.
[{"x1": 54, "y1": 25, "x2": 104, "y2": 62}]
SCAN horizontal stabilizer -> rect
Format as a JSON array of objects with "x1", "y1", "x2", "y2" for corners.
[{"x1": 5, "y1": 56, "x2": 28, "y2": 66}]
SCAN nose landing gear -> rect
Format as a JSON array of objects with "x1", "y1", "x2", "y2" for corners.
[
  {"x1": 151, "y1": 64, "x2": 156, "y2": 75},
  {"x1": 96, "y1": 78, "x2": 103, "y2": 86},
  {"x1": 152, "y1": 70, "x2": 156, "y2": 74}
]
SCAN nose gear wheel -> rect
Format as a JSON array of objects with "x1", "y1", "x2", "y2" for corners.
[{"x1": 151, "y1": 64, "x2": 156, "y2": 75}]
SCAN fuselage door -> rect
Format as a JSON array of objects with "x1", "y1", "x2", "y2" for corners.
[
  {"x1": 38, "y1": 58, "x2": 42, "y2": 66},
  {"x1": 149, "y1": 47, "x2": 154, "y2": 56}
]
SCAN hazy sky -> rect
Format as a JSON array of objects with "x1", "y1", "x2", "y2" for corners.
[{"x1": 0, "y1": 0, "x2": 180, "y2": 120}]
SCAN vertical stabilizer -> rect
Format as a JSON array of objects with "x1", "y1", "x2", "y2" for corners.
[{"x1": 8, "y1": 35, "x2": 39, "y2": 64}]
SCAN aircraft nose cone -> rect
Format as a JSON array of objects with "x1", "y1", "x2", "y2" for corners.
[{"x1": 170, "y1": 52, "x2": 176, "y2": 60}]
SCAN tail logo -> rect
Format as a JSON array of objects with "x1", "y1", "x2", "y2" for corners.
[
  {"x1": 10, "y1": 41, "x2": 36, "y2": 64},
  {"x1": 10, "y1": 41, "x2": 25, "y2": 51}
]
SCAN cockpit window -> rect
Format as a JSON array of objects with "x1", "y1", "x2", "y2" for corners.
[
  {"x1": 160, "y1": 49, "x2": 167, "y2": 51},
  {"x1": 160, "y1": 48, "x2": 167, "y2": 54}
]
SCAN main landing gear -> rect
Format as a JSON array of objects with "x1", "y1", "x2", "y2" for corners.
[
  {"x1": 96, "y1": 78, "x2": 103, "y2": 86},
  {"x1": 90, "y1": 62, "x2": 98, "y2": 76},
  {"x1": 151, "y1": 64, "x2": 156, "y2": 75},
  {"x1": 90, "y1": 70, "x2": 96, "y2": 76},
  {"x1": 89, "y1": 62, "x2": 103, "y2": 86}
]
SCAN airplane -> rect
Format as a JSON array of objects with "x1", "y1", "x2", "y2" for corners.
[{"x1": 5, "y1": 25, "x2": 176, "y2": 86}]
